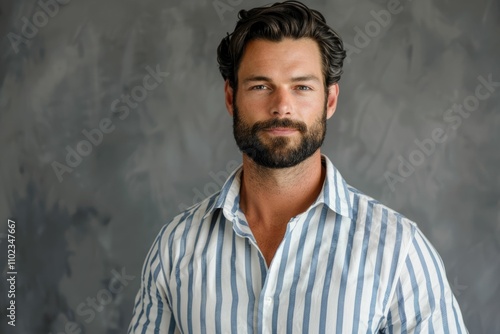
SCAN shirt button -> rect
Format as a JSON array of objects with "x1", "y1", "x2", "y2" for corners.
[{"x1": 265, "y1": 297, "x2": 272, "y2": 304}]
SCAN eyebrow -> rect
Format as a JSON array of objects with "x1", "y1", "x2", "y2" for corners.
[{"x1": 242, "y1": 75, "x2": 322, "y2": 84}]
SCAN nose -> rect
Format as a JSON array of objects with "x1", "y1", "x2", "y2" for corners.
[{"x1": 270, "y1": 87, "x2": 293, "y2": 117}]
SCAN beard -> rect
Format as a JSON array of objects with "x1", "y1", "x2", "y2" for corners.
[{"x1": 232, "y1": 97, "x2": 328, "y2": 169}]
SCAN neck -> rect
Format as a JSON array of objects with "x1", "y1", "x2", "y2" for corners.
[{"x1": 239, "y1": 150, "x2": 326, "y2": 228}]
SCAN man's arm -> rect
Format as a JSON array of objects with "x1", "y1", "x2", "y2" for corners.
[
  {"x1": 383, "y1": 227, "x2": 468, "y2": 333},
  {"x1": 128, "y1": 230, "x2": 178, "y2": 333}
]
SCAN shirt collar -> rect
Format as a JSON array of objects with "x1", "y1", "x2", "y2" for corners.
[{"x1": 202, "y1": 154, "x2": 354, "y2": 220}]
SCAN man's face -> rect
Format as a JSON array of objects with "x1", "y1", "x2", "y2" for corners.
[{"x1": 226, "y1": 38, "x2": 338, "y2": 168}]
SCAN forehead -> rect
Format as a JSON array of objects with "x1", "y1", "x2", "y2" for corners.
[{"x1": 237, "y1": 38, "x2": 323, "y2": 82}]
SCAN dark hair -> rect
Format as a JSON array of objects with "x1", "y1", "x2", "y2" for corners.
[{"x1": 217, "y1": 0, "x2": 346, "y2": 90}]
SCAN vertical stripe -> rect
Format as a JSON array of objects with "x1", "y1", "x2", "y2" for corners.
[
  {"x1": 396, "y1": 282, "x2": 408, "y2": 334},
  {"x1": 168, "y1": 211, "x2": 192, "y2": 275},
  {"x1": 175, "y1": 214, "x2": 195, "y2": 333},
  {"x1": 153, "y1": 264, "x2": 165, "y2": 331},
  {"x1": 245, "y1": 240, "x2": 257, "y2": 333},
  {"x1": 141, "y1": 253, "x2": 158, "y2": 333},
  {"x1": 269, "y1": 223, "x2": 292, "y2": 333},
  {"x1": 318, "y1": 212, "x2": 342, "y2": 332},
  {"x1": 366, "y1": 208, "x2": 388, "y2": 333},
  {"x1": 167, "y1": 317, "x2": 176, "y2": 334},
  {"x1": 199, "y1": 212, "x2": 219, "y2": 334},
  {"x1": 422, "y1": 232, "x2": 461, "y2": 333},
  {"x1": 333, "y1": 165, "x2": 341, "y2": 213},
  {"x1": 285, "y1": 210, "x2": 316, "y2": 332},
  {"x1": 415, "y1": 232, "x2": 449, "y2": 333},
  {"x1": 413, "y1": 235, "x2": 436, "y2": 332},
  {"x1": 387, "y1": 310, "x2": 393, "y2": 334},
  {"x1": 341, "y1": 180, "x2": 353, "y2": 217},
  {"x1": 183, "y1": 197, "x2": 215, "y2": 333},
  {"x1": 335, "y1": 195, "x2": 360, "y2": 333},
  {"x1": 134, "y1": 236, "x2": 160, "y2": 332},
  {"x1": 186, "y1": 208, "x2": 213, "y2": 334},
  {"x1": 451, "y1": 299, "x2": 464, "y2": 334},
  {"x1": 302, "y1": 205, "x2": 328, "y2": 332},
  {"x1": 405, "y1": 256, "x2": 422, "y2": 332},
  {"x1": 166, "y1": 211, "x2": 191, "y2": 307},
  {"x1": 352, "y1": 201, "x2": 375, "y2": 333},
  {"x1": 382, "y1": 218, "x2": 404, "y2": 312},
  {"x1": 215, "y1": 217, "x2": 226, "y2": 334},
  {"x1": 230, "y1": 233, "x2": 239, "y2": 333}
]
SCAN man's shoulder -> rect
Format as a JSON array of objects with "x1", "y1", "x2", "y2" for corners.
[
  {"x1": 345, "y1": 183, "x2": 418, "y2": 237},
  {"x1": 160, "y1": 191, "x2": 222, "y2": 238},
  {"x1": 324, "y1": 155, "x2": 417, "y2": 236},
  {"x1": 342, "y1": 183, "x2": 425, "y2": 276}
]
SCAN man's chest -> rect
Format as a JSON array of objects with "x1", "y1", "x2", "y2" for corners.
[{"x1": 163, "y1": 216, "x2": 397, "y2": 333}]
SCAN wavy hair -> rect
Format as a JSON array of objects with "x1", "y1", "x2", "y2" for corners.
[{"x1": 217, "y1": 1, "x2": 346, "y2": 90}]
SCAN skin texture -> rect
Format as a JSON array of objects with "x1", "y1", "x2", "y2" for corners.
[{"x1": 224, "y1": 37, "x2": 340, "y2": 266}]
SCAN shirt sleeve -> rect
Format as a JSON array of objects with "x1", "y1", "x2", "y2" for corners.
[
  {"x1": 128, "y1": 229, "x2": 179, "y2": 333},
  {"x1": 383, "y1": 227, "x2": 469, "y2": 333}
]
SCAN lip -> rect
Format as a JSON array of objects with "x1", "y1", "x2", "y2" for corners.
[{"x1": 264, "y1": 127, "x2": 298, "y2": 135}]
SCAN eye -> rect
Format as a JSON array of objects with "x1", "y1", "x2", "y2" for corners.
[
  {"x1": 250, "y1": 85, "x2": 268, "y2": 90},
  {"x1": 296, "y1": 85, "x2": 312, "y2": 91}
]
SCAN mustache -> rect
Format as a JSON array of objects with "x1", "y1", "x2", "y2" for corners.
[{"x1": 252, "y1": 118, "x2": 307, "y2": 133}]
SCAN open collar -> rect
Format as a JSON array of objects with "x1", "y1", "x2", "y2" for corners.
[{"x1": 202, "y1": 155, "x2": 354, "y2": 221}]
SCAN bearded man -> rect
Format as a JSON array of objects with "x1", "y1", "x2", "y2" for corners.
[{"x1": 129, "y1": 1, "x2": 468, "y2": 333}]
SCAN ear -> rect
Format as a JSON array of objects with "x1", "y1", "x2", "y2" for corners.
[
  {"x1": 326, "y1": 83, "x2": 339, "y2": 120},
  {"x1": 224, "y1": 80, "x2": 235, "y2": 116}
]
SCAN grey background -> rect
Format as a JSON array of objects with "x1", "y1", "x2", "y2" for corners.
[{"x1": 0, "y1": 0, "x2": 499, "y2": 332}]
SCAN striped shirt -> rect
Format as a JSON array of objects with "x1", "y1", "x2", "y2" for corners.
[{"x1": 128, "y1": 155, "x2": 468, "y2": 333}]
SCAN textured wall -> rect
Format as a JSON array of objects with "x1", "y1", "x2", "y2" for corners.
[{"x1": 0, "y1": 0, "x2": 499, "y2": 332}]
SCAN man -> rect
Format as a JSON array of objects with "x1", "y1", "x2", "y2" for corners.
[{"x1": 129, "y1": 1, "x2": 468, "y2": 333}]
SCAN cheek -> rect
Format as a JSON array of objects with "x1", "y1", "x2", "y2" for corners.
[
  {"x1": 237, "y1": 97, "x2": 268, "y2": 121},
  {"x1": 300, "y1": 101, "x2": 325, "y2": 121},
  {"x1": 240, "y1": 94, "x2": 266, "y2": 108}
]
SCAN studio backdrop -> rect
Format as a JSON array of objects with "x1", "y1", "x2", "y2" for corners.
[{"x1": 0, "y1": 0, "x2": 499, "y2": 333}]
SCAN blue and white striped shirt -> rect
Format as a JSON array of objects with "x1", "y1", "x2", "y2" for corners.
[{"x1": 129, "y1": 155, "x2": 468, "y2": 333}]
